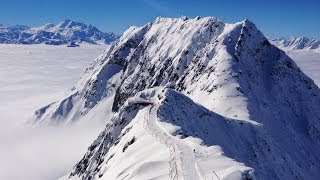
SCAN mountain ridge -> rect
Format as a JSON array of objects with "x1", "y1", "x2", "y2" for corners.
[
  {"x1": 34, "y1": 16, "x2": 320, "y2": 179},
  {"x1": 0, "y1": 19, "x2": 119, "y2": 45}
]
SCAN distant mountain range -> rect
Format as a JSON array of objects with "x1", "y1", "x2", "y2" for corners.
[
  {"x1": 269, "y1": 37, "x2": 320, "y2": 50},
  {"x1": 1, "y1": 20, "x2": 318, "y2": 49},
  {"x1": 0, "y1": 19, "x2": 119, "y2": 45}
]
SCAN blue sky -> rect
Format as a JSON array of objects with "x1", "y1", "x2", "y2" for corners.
[{"x1": 0, "y1": 0, "x2": 319, "y2": 38}]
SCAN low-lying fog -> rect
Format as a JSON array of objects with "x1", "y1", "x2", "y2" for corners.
[{"x1": 0, "y1": 45, "x2": 107, "y2": 180}]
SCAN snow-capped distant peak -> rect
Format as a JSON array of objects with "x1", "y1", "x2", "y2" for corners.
[
  {"x1": 55, "y1": 19, "x2": 84, "y2": 29},
  {"x1": 30, "y1": 23, "x2": 54, "y2": 32},
  {"x1": 0, "y1": 20, "x2": 119, "y2": 45},
  {"x1": 269, "y1": 36, "x2": 320, "y2": 50},
  {"x1": 41, "y1": 23, "x2": 55, "y2": 30}
]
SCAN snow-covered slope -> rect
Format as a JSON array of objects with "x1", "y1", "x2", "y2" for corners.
[
  {"x1": 0, "y1": 20, "x2": 119, "y2": 45},
  {"x1": 269, "y1": 37, "x2": 320, "y2": 50},
  {"x1": 36, "y1": 16, "x2": 320, "y2": 179},
  {"x1": 62, "y1": 88, "x2": 254, "y2": 180}
]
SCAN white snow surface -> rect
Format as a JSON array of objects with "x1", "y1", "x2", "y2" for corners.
[
  {"x1": 60, "y1": 88, "x2": 254, "y2": 180},
  {"x1": 0, "y1": 44, "x2": 109, "y2": 180},
  {"x1": 45, "y1": 17, "x2": 320, "y2": 180}
]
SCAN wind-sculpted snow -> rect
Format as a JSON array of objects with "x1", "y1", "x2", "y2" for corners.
[
  {"x1": 35, "y1": 16, "x2": 320, "y2": 179},
  {"x1": 0, "y1": 19, "x2": 119, "y2": 45}
]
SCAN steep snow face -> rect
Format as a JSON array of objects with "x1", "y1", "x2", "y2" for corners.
[
  {"x1": 0, "y1": 20, "x2": 119, "y2": 45},
  {"x1": 35, "y1": 16, "x2": 320, "y2": 179},
  {"x1": 269, "y1": 37, "x2": 320, "y2": 50},
  {"x1": 110, "y1": 17, "x2": 256, "y2": 122}
]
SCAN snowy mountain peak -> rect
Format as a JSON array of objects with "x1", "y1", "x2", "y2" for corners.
[
  {"x1": 35, "y1": 16, "x2": 320, "y2": 179},
  {"x1": 57, "y1": 19, "x2": 85, "y2": 29},
  {"x1": 62, "y1": 19, "x2": 73, "y2": 23},
  {"x1": 33, "y1": 15, "x2": 312, "y2": 124},
  {"x1": 41, "y1": 23, "x2": 55, "y2": 30},
  {"x1": 0, "y1": 20, "x2": 119, "y2": 45}
]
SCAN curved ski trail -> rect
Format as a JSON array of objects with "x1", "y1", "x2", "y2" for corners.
[
  {"x1": 144, "y1": 104, "x2": 203, "y2": 180},
  {"x1": 142, "y1": 105, "x2": 180, "y2": 180}
]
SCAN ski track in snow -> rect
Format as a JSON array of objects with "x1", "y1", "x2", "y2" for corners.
[
  {"x1": 141, "y1": 102, "x2": 218, "y2": 180},
  {"x1": 142, "y1": 104, "x2": 180, "y2": 180},
  {"x1": 153, "y1": 105, "x2": 220, "y2": 180},
  {"x1": 152, "y1": 105, "x2": 202, "y2": 180}
]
